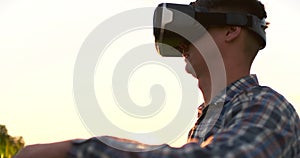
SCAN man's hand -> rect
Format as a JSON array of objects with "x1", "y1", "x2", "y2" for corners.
[
  {"x1": 13, "y1": 140, "x2": 72, "y2": 158},
  {"x1": 200, "y1": 136, "x2": 214, "y2": 148}
]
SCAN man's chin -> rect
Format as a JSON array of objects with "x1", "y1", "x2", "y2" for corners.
[{"x1": 185, "y1": 66, "x2": 197, "y2": 78}]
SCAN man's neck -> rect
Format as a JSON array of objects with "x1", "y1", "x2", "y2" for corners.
[
  {"x1": 198, "y1": 70, "x2": 250, "y2": 105},
  {"x1": 198, "y1": 75, "x2": 212, "y2": 105}
]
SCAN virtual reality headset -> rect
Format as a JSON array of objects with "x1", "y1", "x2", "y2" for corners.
[{"x1": 153, "y1": 3, "x2": 268, "y2": 57}]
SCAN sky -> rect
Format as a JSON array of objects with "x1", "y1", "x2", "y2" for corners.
[{"x1": 0, "y1": 0, "x2": 300, "y2": 147}]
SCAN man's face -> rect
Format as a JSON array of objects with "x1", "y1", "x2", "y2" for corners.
[
  {"x1": 183, "y1": 43, "x2": 205, "y2": 78},
  {"x1": 182, "y1": 28, "x2": 223, "y2": 79}
]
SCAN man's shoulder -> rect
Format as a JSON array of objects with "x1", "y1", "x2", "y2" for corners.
[
  {"x1": 229, "y1": 85, "x2": 298, "y2": 119},
  {"x1": 234, "y1": 85, "x2": 289, "y2": 105}
]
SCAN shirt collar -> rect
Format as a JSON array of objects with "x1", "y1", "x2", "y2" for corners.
[{"x1": 209, "y1": 74, "x2": 260, "y2": 105}]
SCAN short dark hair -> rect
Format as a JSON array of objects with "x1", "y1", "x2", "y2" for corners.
[
  {"x1": 191, "y1": 0, "x2": 267, "y2": 50},
  {"x1": 191, "y1": 0, "x2": 267, "y2": 20}
]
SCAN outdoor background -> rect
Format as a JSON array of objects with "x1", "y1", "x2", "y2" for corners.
[{"x1": 1, "y1": 0, "x2": 299, "y2": 147}]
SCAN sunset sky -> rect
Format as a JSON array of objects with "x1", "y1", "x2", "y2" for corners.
[{"x1": 0, "y1": 0, "x2": 299, "y2": 147}]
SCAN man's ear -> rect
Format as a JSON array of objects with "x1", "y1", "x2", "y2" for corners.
[{"x1": 225, "y1": 26, "x2": 241, "y2": 42}]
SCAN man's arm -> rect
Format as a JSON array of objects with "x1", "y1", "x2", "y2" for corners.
[
  {"x1": 68, "y1": 91, "x2": 299, "y2": 158},
  {"x1": 13, "y1": 140, "x2": 72, "y2": 158},
  {"x1": 14, "y1": 90, "x2": 299, "y2": 158}
]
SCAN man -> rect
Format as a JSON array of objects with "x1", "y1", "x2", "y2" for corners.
[{"x1": 14, "y1": 0, "x2": 300, "y2": 157}]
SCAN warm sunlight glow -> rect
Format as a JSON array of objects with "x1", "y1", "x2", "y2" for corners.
[{"x1": 0, "y1": 0, "x2": 299, "y2": 147}]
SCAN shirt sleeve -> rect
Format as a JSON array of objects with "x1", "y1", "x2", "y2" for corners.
[{"x1": 68, "y1": 89, "x2": 299, "y2": 158}]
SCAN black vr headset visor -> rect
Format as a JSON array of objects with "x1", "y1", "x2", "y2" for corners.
[{"x1": 153, "y1": 3, "x2": 268, "y2": 57}]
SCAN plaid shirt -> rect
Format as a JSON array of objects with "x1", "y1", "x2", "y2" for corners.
[{"x1": 69, "y1": 75, "x2": 300, "y2": 158}]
